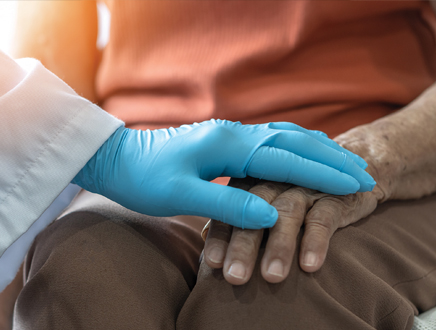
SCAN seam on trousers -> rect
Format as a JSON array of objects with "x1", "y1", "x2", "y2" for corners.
[
  {"x1": 392, "y1": 266, "x2": 436, "y2": 289},
  {"x1": 378, "y1": 302, "x2": 402, "y2": 322},
  {"x1": 313, "y1": 276, "x2": 371, "y2": 328},
  {"x1": 377, "y1": 298, "x2": 414, "y2": 330},
  {"x1": 315, "y1": 268, "x2": 413, "y2": 329}
]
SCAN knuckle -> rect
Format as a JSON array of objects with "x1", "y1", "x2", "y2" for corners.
[
  {"x1": 271, "y1": 196, "x2": 293, "y2": 211},
  {"x1": 249, "y1": 181, "x2": 286, "y2": 203},
  {"x1": 272, "y1": 189, "x2": 309, "y2": 214},
  {"x1": 332, "y1": 194, "x2": 358, "y2": 207},
  {"x1": 314, "y1": 196, "x2": 360, "y2": 225},
  {"x1": 208, "y1": 220, "x2": 233, "y2": 240},
  {"x1": 305, "y1": 216, "x2": 336, "y2": 237},
  {"x1": 259, "y1": 180, "x2": 291, "y2": 193},
  {"x1": 292, "y1": 186, "x2": 327, "y2": 201},
  {"x1": 249, "y1": 187, "x2": 275, "y2": 203},
  {"x1": 229, "y1": 230, "x2": 262, "y2": 257},
  {"x1": 269, "y1": 231, "x2": 296, "y2": 254}
]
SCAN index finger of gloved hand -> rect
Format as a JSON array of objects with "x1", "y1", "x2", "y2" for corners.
[
  {"x1": 247, "y1": 146, "x2": 360, "y2": 195},
  {"x1": 263, "y1": 131, "x2": 375, "y2": 192},
  {"x1": 184, "y1": 179, "x2": 279, "y2": 229},
  {"x1": 266, "y1": 122, "x2": 367, "y2": 169},
  {"x1": 203, "y1": 177, "x2": 260, "y2": 268},
  {"x1": 223, "y1": 181, "x2": 289, "y2": 285},
  {"x1": 261, "y1": 187, "x2": 320, "y2": 283}
]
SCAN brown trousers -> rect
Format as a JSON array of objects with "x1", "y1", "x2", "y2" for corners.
[{"x1": 13, "y1": 190, "x2": 436, "y2": 330}]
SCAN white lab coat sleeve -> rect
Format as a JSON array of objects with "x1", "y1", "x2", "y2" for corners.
[
  {"x1": 0, "y1": 51, "x2": 123, "y2": 291},
  {"x1": 0, "y1": 183, "x2": 81, "y2": 292}
]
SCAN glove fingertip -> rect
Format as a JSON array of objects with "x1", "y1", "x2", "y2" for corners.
[
  {"x1": 243, "y1": 197, "x2": 278, "y2": 229},
  {"x1": 322, "y1": 174, "x2": 360, "y2": 195},
  {"x1": 354, "y1": 156, "x2": 368, "y2": 170},
  {"x1": 357, "y1": 180, "x2": 376, "y2": 193},
  {"x1": 342, "y1": 175, "x2": 361, "y2": 194}
]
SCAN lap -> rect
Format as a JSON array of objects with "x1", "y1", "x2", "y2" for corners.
[
  {"x1": 177, "y1": 194, "x2": 436, "y2": 330},
  {"x1": 16, "y1": 190, "x2": 207, "y2": 329},
  {"x1": 50, "y1": 189, "x2": 207, "y2": 288},
  {"x1": 16, "y1": 191, "x2": 436, "y2": 330}
]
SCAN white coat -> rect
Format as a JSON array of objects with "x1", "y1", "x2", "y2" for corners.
[{"x1": 0, "y1": 50, "x2": 123, "y2": 291}]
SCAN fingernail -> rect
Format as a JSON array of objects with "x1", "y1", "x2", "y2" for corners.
[
  {"x1": 302, "y1": 252, "x2": 317, "y2": 267},
  {"x1": 208, "y1": 247, "x2": 224, "y2": 264},
  {"x1": 228, "y1": 262, "x2": 246, "y2": 280},
  {"x1": 267, "y1": 259, "x2": 284, "y2": 277}
]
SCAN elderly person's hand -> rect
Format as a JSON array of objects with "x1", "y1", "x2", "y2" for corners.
[{"x1": 203, "y1": 85, "x2": 436, "y2": 285}]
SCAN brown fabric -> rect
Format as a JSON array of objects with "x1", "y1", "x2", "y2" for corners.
[
  {"x1": 13, "y1": 191, "x2": 436, "y2": 330},
  {"x1": 14, "y1": 191, "x2": 206, "y2": 330},
  {"x1": 0, "y1": 265, "x2": 23, "y2": 330},
  {"x1": 97, "y1": 1, "x2": 436, "y2": 137}
]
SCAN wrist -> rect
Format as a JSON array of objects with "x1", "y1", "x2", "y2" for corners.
[{"x1": 72, "y1": 126, "x2": 128, "y2": 195}]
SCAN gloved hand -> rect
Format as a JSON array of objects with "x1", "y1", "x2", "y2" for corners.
[{"x1": 72, "y1": 119, "x2": 375, "y2": 229}]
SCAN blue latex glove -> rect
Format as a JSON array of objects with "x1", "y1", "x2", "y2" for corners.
[{"x1": 73, "y1": 119, "x2": 375, "y2": 229}]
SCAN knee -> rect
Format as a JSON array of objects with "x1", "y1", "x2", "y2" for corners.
[{"x1": 26, "y1": 211, "x2": 144, "y2": 279}]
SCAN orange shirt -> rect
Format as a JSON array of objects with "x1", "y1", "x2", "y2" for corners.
[{"x1": 96, "y1": 1, "x2": 436, "y2": 137}]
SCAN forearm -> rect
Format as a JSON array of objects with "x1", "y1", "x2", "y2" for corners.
[
  {"x1": 335, "y1": 82, "x2": 436, "y2": 201},
  {"x1": 13, "y1": 1, "x2": 99, "y2": 102}
]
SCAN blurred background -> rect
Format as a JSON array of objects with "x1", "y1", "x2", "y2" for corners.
[
  {"x1": 0, "y1": 2, "x2": 17, "y2": 56},
  {"x1": 0, "y1": 3, "x2": 110, "y2": 328},
  {"x1": 0, "y1": 1, "x2": 109, "y2": 56}
]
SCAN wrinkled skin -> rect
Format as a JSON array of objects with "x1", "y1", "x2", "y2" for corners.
[{"x1": 203, "y1": 85, "x2": 436, "y2": 285}]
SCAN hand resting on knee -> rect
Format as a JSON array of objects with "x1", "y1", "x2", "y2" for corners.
[{"x1": 203, "y1": 83, "x2": 436, "y2": 285}]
